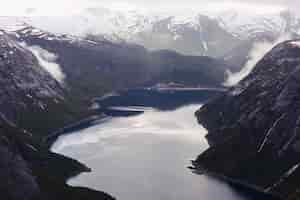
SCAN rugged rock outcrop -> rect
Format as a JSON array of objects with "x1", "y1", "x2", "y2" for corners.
[
  {"x1": 0, "y1": 30, "x2": 88, "y2": 135},
  {"x1": 0, "y1": 114, "x2": 114, "y2": 200},
  {"x1": 194, "y1": 40, "x2": 300, "y2": 199},
  {"x1": 0, "y1": 31, "x2": 114, "y2": 200},
  {"x1": 0, "y1": 116, "x2": 40, "y2": 200}
]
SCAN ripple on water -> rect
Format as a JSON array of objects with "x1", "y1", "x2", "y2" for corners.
[{"x1": 51, "y1": 104, "x2": 255, "y2": 200}]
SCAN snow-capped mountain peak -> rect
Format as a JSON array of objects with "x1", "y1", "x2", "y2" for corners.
[{"x1": 1, "y1": 8, "x2": 300, "y2": 58}]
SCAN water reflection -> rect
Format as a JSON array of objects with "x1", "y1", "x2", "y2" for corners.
[{"x1": 52, "y1": 105, "x2": 256, "y2": 200}]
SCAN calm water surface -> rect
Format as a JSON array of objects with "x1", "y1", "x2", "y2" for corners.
[{"x1": 52, "y1": 104, "x2": 254, "y2": 200}]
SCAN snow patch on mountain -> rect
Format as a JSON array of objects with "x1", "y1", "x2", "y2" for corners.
[
  {"x1": 1, "y1": 9, "x2": 298, "y2": 41},
  {"x1": 1, "y1": 9, "x2": 300, "y2": 59},
  {"x1": 0, "y1": 17, "x2": 28, "y2": 31},
  {"x1": 216, "y1": 11, "x2": 287, "y2": 39}
]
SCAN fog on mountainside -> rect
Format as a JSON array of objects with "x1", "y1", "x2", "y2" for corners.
[
  {"x1": 224, "y1": 34, "x2": 293, "y2": 86},
  {"x1": 20, "y1": 42, "x2": 66, "y2": 84}
]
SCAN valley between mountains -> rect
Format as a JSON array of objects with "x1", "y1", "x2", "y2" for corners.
[{"x1": 1, "y1": 8, "x2": 300, "y2": 200}]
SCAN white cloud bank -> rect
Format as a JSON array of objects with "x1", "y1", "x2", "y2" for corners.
[
  {"x1": 224, "y1": 34, "x2": 292, "y2": 86},
  {"x1": 21, "y1": 43, "x2": 66, "y2": 84}
]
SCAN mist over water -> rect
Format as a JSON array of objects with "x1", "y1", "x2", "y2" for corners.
[{"x1": 52, "y1": 104, "x2": 254, "y2": 200}]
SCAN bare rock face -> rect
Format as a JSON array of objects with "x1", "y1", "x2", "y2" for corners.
[
  {"x1": 0, "y1": 31, "x2": 85, "y2": 135},
  {"x1": 195, "y1": 40, "x2": 300, "y2": 199},
  {"x1": 0, "y1": 115, "x2": 115, "y2": 200},
  {"x1": 0, "y1": 31, "x2": 64, "y2": 110},
  {"x1": 0, "y1": 31, "x2": 115, "y2": 200},
  {"x1": 0, "y1": 128, "x2": 40, "y2": 200}
]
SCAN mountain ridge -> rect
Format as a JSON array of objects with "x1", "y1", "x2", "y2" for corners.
[
  {"x1": 194, "y1": 39, "x2": 300, "y2": 200},
  {"x1": 1, "y1": 9, "x2": 298, "y2": 58}
]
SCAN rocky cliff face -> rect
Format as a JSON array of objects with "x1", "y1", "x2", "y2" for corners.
[
  {"x1": 194, "y1": 40, "x2": 300, "y2": 199},
  {"x1": 0, "y1": 116, "x2": 40, "y2": 200},
  {"x1": 0, "y1": 31, "x2": 81, "y2": 135},
  {"x1": 0, "y1": 31, "x2": 114, "y2": 200},
  {"x1": 0, "y1": 113, "x2": 114, "y2": 200}
]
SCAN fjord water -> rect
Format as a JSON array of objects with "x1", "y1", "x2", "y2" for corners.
[{"x1": 51, "y1": 103, "x2": 257, "y2": 200}]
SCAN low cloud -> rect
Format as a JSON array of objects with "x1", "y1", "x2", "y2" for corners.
[
  {"x1": 21, "y1": 43, "x2": 66, "y2": 84},
  {"x1": 224, "y1": 34, "x2": 292, "y2": 86}
]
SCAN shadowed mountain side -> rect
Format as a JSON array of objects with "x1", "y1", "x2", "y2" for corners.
[
  {"x1": 194, "y1": 40, "x2": 300, "y2": 200},
  {"x1": 0, "y1": 31, "x2": 114, "y2": 200},
  {"x1": 12, "y1": 26, "x2": 234, "y2": 101}
]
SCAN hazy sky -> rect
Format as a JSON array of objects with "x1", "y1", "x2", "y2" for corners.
[{"x1": 1, "y1": 0, "x2": 298, "y2": 16}]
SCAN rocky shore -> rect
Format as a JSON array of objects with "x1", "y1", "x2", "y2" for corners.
[{"x1": 194, "y1": 40, "x2": 300, "y2": 200}]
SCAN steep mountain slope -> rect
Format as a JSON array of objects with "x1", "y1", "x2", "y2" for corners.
[
  {"x1": 9, "y1": 26, "x2": 232, "y2": 101},
  {"x1": 194, "y1": 40, "x2": 300, "y2": 199},
  {"x1": 0, "y1": 31, "x2": 114, "y2": 200},
  {"x1": 0, "y1": 116, "x2": 40, "y2": 200},
  {"x1": 0, "y1": 114, "x2": 115, "y2": 200},
  {"x1": 0, "y1": 30, "x2": 86, "y2": 135}
]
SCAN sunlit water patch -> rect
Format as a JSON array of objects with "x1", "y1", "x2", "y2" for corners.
[{"x1": 52, "y1": 104, "x2": 255, "y2": 200}]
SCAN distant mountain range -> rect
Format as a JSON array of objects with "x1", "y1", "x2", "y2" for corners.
[{"x1": 1, "y1": 9, "x2": 299, "y2": 70}]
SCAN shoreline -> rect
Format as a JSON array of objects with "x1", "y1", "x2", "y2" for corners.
[
  {"x1": 43, "y1": 113, "x2": 109, "y2": 148},
  {"x1": 190, "y1": 163, "x2": 283, "y2": 200},
  {"x1": 47, "y1": 107, "x2": 281, "y2": 200},
  {"x1": 38, "y1": 112, "x2": 116, "y2": 200},
  {"x1": 43, "y1": 88, "x2": 259, "y2": 200}
]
